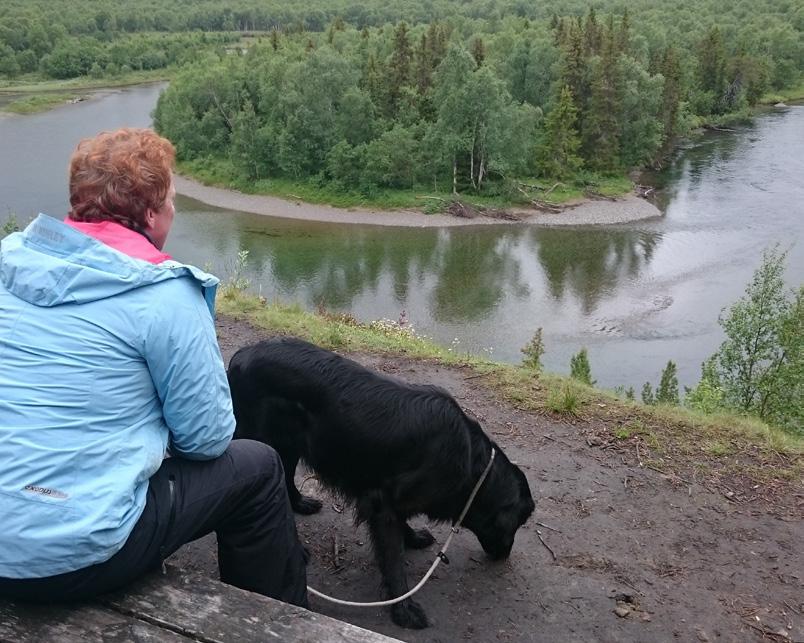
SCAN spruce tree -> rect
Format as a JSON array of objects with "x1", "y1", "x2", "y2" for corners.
[
  {"x1": 656, "y1": 360, "x2": 680, "y2": 405},
  {"x1": 641, "y1": 382, "x2": 655, "y2": 405},
  {"x1": 539, "y1": 85, "x2": 583, "y2": 179},
  {"x1": 617, "y1": 9, "x2": 631, "y2": 54},
  {"x1": 697, "y1": 27, "x2": 727, "y2": 114},
  {"x1": 362, "y1": 53, "x2": 386, "y2": 112},
  {"x1": 559, "y1": 20, "x2": 586, "y2": 117},
  {"x1": 583, "y1": 7, "x2": 600, "y2": 56},
  {"x1": 570, "y1": 348, "x2": 596, "y2": 385},
  {"x1": 471, "y1": 37, "x2": 486, "y2": 68},
  {"x1": 521, "y1": 328, "x2": 545, "y2": 371},
  {"x1": 415, "y1": 32, "x2": 432, "y2": 94},
  {"x1": 658, "y1": 46, "x2": 681, "y2": 152},
  {"x1": 583, "y1": 21, "x2": 622, "y2": 170},
  {"x1": 387, "y1": 22, "x2": 413, "y2": 117},
  {"x1": 426, "y1": 23, "x2": 448, "y2": 69}
]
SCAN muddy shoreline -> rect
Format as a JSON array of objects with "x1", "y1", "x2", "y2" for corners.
[{"x1": 174, "y1": 174, "x2": 662, "y2": 228}]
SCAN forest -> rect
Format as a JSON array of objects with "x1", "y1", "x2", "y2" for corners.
[
  {"x1": 2, "y1": 0, "x2": 801, "y2": 200},
  {"x1": 152, "y1": 6, "x2": 800, "y2": 199}
]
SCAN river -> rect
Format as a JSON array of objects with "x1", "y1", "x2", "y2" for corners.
[{"x1": 1, "y1": 83, "x2": 802, "y2": 391}]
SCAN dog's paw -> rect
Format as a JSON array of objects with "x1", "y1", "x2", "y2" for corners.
[
  {"x1": 404, "y1": 527, "x2": 436, "y2": 549},
  {"x1": 391, "y1": 599, "x2": 429, "y2": 629},
  {"x1": 293, "y1": 495, "x2": 323, "y2": 515}
]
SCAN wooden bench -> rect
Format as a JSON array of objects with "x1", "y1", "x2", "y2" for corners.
[{"x1": 0, "y1": 565, "x2": 401, "y2": 642}]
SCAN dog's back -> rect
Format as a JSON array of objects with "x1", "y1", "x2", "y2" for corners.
[{"x1": 228, "y1": 336, "x2": 475, "y2": 502}]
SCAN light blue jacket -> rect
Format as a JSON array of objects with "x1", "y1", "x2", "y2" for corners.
[{"x1": 0, "y1": 214, "x2": 235, "y2": 579}]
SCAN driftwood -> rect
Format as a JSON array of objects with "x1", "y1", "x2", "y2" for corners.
[
  {"x1": 634, "y1": 184, "x2": 656, "y2": 200},
  {"x1": 416, "y1": 196, "x2": 525, "y2": 221},
  {"x1": 583, "y1": 188, "x2": 617, "y2": 202},
  {"x1": 703, "y1": 124, "x2": 737, "y2": 132},
  {"x1": 513, "y1": 182, "x2": 567, "y2": 213},
  {"x1": 518, "y1": 181, "x2": 564, "y2": 198},
  {"x1": 514, "y1": 185, "x2": 564, "y2": 213}
]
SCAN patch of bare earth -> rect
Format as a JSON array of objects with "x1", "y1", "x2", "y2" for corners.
[{"x1": 171, "y1": 315, "x2": 803, "y2": 643}]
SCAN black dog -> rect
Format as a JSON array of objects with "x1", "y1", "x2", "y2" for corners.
[{"x1": 227, "y1": 336, "x2": 535, "y2": 629}]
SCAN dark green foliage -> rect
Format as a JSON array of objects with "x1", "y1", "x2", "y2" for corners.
[
  {"x1": 521, "y1": 328, "x2": 545, "y2": 371},
  {"x1": 656, "y1": 360, "x2": 679, "y2": 405},
  {"x1": 570, "y1": 347, "x2": 595, "y2": 385},
  {"x1": 387, "y1": 22, "x2": 413, "y2": 118},
  {"x1": 697, "y1": 27, "x2": 727, "y2": 114},
  {"x1": 33, "y1": 0, "x2": 789, "y2": 200},
  {"x1": 2, "y1": 215, "x2": 20, "y2": 238},
  {"x1": 658, "y1": 47, "x2": 682, "y2": 152},
  {"x1": 641, "y1": 381, "x2": 655, "y2": 405},
  {"x1": 538, "y1": 86, "x2": 583, "y2": 179},
  {"x1": 688, "y1": 247, "x2": 803, "y2": 434},
  {"x1": 470, "y1": 36, "x2": 485, "y2": 67},
  {"x1": 582, "y1": 21, "x2": 623, "y2": 170}
]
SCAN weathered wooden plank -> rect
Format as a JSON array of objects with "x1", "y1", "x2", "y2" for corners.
[
  {"x1": 0, "y1": 601, "x2": 191, "y2": 642},
  {"x1": 101, "y1": 566, "x2": 402, "y2": 643}
]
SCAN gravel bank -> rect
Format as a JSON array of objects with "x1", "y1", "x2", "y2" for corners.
[{"x1": 174, "y1": 174, "x2": 662, "y2": 228}]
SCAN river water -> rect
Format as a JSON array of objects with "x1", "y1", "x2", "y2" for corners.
[{"x1": 1, "y1": 83, "x2": 802, "y2": 391}]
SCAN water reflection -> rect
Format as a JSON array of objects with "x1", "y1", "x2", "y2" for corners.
[
  {"x1": 532, "y1": 228, "x2": 660, "y2": 314},
  {"x1": 431, "y1": 229, "x2": 530, "y2": 322}
]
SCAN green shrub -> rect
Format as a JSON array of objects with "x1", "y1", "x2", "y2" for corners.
[
  {"x1": 570, "y1": 347, "x2": 595, "y2": 385},
  {"x1": 521, "y1": 327, "x2": 545, "y2": 371}
]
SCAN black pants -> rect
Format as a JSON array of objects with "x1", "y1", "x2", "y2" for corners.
[{"x1": 0, "y1": 440, "x2": 308, "y2": 607}]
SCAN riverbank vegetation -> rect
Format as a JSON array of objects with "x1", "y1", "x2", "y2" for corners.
[
  {"x1": 150, "y1": 2, "x2": 800, "y2": 206},
  {"x1": 1, "y1": 93, "x2": 77, "y2": 114},
  {"x1": 686, "y1": 248, "x2": 803, "y2": 435},
  {"x1": 215, "y1": 282, "x2": 803, "y2": 463},
  {"x1": 215, "y1": 245, "x2": 802, "y2": 439},
  {"x1": 177, "y1": 157, "x2": 632, "y2": 210}
]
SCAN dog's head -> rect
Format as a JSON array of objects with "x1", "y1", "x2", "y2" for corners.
[{"x1": 464, "y1": 448, "x2": 535, "y2": 560}]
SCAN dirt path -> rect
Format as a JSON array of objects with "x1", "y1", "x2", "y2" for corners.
[
  {"x1": 171, "y1": 316, "x2": 803, "y2": 642},
  {"x1": 173, "y1": 175, "x2": 662, "y2": 228}
]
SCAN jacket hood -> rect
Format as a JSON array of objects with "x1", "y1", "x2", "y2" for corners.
[{"x1": 0, "y1": 214, "x2": 219, "y2": 313}]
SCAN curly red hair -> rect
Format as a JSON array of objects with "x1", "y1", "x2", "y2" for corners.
[{"x1": 68, "y1": 128, "x2": 175, "y2": 232}]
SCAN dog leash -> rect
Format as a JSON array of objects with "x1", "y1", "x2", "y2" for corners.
[{"x1": 306, "y1": 447, "x2": 496, "y2": 607}]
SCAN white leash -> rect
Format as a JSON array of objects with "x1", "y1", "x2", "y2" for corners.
[{"x1": 307, "y1": 448, "x2": 497, "y2": 607}]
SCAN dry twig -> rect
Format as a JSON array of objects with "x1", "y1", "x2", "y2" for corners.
[{"x1": 536, "y1": 529, "x2": 557, "y2": 561}]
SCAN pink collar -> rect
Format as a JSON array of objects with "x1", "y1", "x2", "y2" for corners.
[{"x1": 63, "y1": 218, "x2": 172, "y2": 264}]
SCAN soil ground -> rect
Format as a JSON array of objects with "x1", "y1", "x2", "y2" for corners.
[{"x1": 171, "y1": 315, "x2": 803, "y2": 643}]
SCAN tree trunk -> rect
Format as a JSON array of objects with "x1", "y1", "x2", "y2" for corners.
[{"x1": 452, "y1": 156, "x2": 458, "y2": 196}]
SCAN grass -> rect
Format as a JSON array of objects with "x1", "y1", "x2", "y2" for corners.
[
  {"x1": 545, "y1": 381, "x2": 583, "y2": 415},
  {"x1": 0, "y1": 69, "x2": 170, "y2": 94},
  {"x1": 217, "y1": 290, "x2": 803, "y2": 472},
  {"x1": 217, "y1": 288, "x2": 460, "y2": 360},
  {"x1": 2, "y1": 93, "x2": 78, "y2": 114},
  {"x1": 179, "y1": 156, "x2": 634, "y2": 212},
  {"x1": 760, "y1": 80, "x2": 804, "y2": 104}
]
